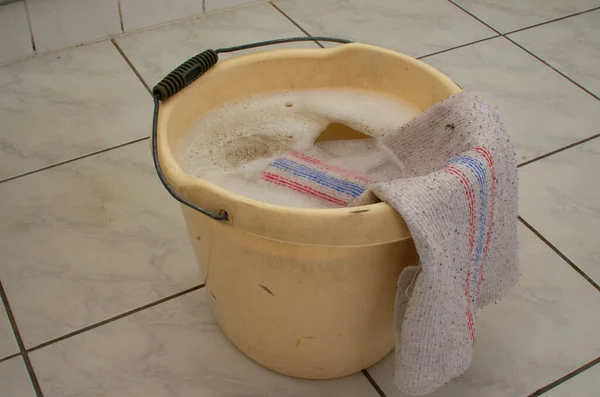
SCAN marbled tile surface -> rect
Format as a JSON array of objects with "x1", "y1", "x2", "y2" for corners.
[
  {"x1": 543, "y1": 363, "x2": 600, "y2": 397},
  {"x1": 519, "y1": 139, "x2": 600, "y2": 284},
  {"x1": 116, "y1": 2, "x2": 318, "y2": 89},
  {"x1": 2, "y1": 0, "x2": 600, "y2": 395},
  {"x1": 453, "y1": 0, "x2": 600, "y2": 33},
  {"x1": 0, "y1": 41, "x2": 152, "y2": 182},
  {"x1": 206, "y1": 0, "x2": 264, "y2": 13},
  {"x1": 30, "y1": 289, "x2": 380, "y2": 397},
  {"x1": 423, "y1": 37, "x2": 600, "y2": 162},
  {"x1": 0, "y1": 1, "x2": 34, "y2": 65},
  {"x1": 273, "y1": 0, "x2": 496, "y2": 57},
  {"x1": 119, "y1": 0, "x2": 204, "y2": 32},
  {"x1": 26, "y1": 0, "x2": 121, "y2": 53},
  {"x1": 368, "y1": 224, "x2": 600, "y2": 396},
  {"x1": 0, "y1": 141, "x2": 199, "y2": 348},
  {"x1": 509, "y1": 9, "x2": 600, "y2": 98},
  {"x1": 0, "y1": 356, "x2": 36, "y2": 397}
]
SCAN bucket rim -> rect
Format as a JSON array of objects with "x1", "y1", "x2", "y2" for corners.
[{"x1": 155, "y1": 43, "x2": 461, "y2": 245}]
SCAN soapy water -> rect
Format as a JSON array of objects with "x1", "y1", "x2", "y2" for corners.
[{"x1": 177, "y1": 89, "x2": 420, "y2": 208}]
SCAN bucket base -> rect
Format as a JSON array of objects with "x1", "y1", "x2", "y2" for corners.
[
  {"x1": 197, "y1": 216, "x2": 415, "y2": 380},
  {"x1": 221, "y1": 320, "x2": 395, "y2": 379}
]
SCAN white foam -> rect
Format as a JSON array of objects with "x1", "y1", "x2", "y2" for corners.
[{"x1": 177, "y1": 89, "x2": 419, "y2": 208}]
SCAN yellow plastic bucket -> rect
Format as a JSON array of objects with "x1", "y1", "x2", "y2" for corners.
[{"x1": 154, "y1": 43, "x2": 461, "y2": 379}]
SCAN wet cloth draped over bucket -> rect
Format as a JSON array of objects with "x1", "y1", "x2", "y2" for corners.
[{"x1": 359, "y1": 92, "x2": 519, "y2": 395}]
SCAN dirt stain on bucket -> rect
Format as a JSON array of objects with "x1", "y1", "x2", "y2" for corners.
[
  {"x1": 258, "y1": 284, "x2": 275, "y2": 296},
  {"x1": 296, "y1": 336, "x2": 316, "y2": 348},
  {"x1": 224, "y1": 134, "x2": 289, "y2": 167}
]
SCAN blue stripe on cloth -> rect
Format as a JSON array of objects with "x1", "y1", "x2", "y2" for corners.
[
  {"x1": 446, "y1": 154, "x2": 490, "y2": 296},
  {"x1": 276, "y1": 158, "x2": 367, "y2": 196},
  {"x1": 271, "y1": 158, "x2": 366, "y2": 198},
  {"x1": 452, "y1": 156, "x2": 488, "y2": 261}
]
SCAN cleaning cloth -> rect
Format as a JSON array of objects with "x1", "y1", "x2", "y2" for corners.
[
  {"x1": 261, "y1": 150, "x2": 374, "y2": 208},
  {"x1": 361, "y1": 92, "x2": 519, "y2": 395}
]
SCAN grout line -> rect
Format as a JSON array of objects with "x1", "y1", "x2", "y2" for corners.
[
  {"x1": 447, "y1": 0, "x2": 501, "y2": 34},
  {"x1": 203, "y1": 0, "x2": 267, "y2": 17},
  {"x1": 0, "y1": 137, "x2": 149, "y2": 185},
  {"x1": 518, "y1": 217, "x2": 600, "y2": 292},
  {"x1": 0, "y1": 282, "x2": 44, "y2": 397},
  {"x1": 111, "y1": 39, "x2": 152, "y2": 94},
  {"x1": 449, "y1": 0, "x2": 600, "y2": 37},
  {"x1": 362, "y1": 369, "x2": 388, "y2": 397},
  {"x1": 528, "y1": 356, "x2": 600, "y2": 396},
  {"x1": 518, "y1": 133, "x2": 600, "y2": 168},
  {"x1": 28, "y1": 284, "x2": 205, "y2": 353},
  {"x1": 503, "y1": 36, "x2": 600, "y2": 101},
  {"x1": 0, "y1": 352, "x2": 22, "y2": 364},
  {"x1": 117, "y1": 0, "x2": 125, "y2": 33},
  {"x1": 0, "y1": 0, "x2": 263, "y2": 68},
  {"x1": 417, "y1": 35, "x2": 500, "y2": 60},
  {"x1": 22, "y1": 0, "x2": 37, "y2": 53},
  {"x1": 504, "y1": 6, "x2": 600, "y2": 36},
  {"x1": 3, "y1": 0, "x2": 596, "y2": 70},
  {"x1": 446, "y1": 0, "x2": 600, "y2": 102},
  {"x1": 0, "y1": 4, "x2": 207, "y2": 67},
  {"x1": 269, "y1": 2, "x2": 324, "y2": 48}
]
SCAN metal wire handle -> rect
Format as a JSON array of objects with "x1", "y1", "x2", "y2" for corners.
[{"x1": 151, "y1": 37, "x2": 353, "y2": 221}]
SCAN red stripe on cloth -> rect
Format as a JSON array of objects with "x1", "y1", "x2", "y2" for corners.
[
  {"x1": 473, "y1": 146, "x2": 496, "y2": 294},
  {"x1": 261, "y1": 172, "x2": 348, "y2": 207},
  {"x1": 474, "y1": 146, "x2": 494, "y2": 167},
  {"x1": 443, "y1": 166, "x2": 477, "y2": 344},
  {"x1": 288, "y1": 151, "x2": 374, "y2": 184}
]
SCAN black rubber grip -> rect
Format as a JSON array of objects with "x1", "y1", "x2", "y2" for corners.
[{"x1": 152, "y1": 49, "x2": 218, "y2": 100}]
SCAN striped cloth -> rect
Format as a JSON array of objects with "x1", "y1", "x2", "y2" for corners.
[
  {"x1": 364, "y1": 92, "x2": 519, "y2": 395},
  {"x1": 261, "y1": 150, "x2": 374, "y2": 208}
]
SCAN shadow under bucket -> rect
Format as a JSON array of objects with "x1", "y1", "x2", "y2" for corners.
[{"x1": 152, "y1": 40, "x2": 461, "y2": 379}]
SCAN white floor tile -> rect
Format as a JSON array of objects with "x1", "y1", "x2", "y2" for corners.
[
  {"x1": 206, "y1": 0, "x2": 262, "y2": 13},
  {"x1": 26, "y1": 0, "x2": 121, "y2": 53},
  {"x1": 0, "y1": 141, "x2": 200, "y2": 348},
  {"x1": 453, "y1": 0, "x2": 600, "y2": 33},
  {"x1": 273, "y1": 0, "x2": 495, "y2": 57},
  {"x1": 543, "y1": 363, "x2": 600, "y2": 397},
  {"x1": 0, "y1": 1, "x2": 34, "y2": 64},
  {"x1": 423, "y1": 37, "x2": 600, "y2": 162},
  {"x1": 0, "y1": 356, "x2": 36, "y2": 397},
  {"x1": 120, "y1": 0, "x2": 204, "y2": 32},
  {"x1": 0, "y1": 41, "x2": 152, "y2": 181},
  {"x1": 368, "y1": 224, "x2": 600, "y2": 396},
  {"x1": 116, "y1": 2, "x2": 317, "y2": 89},
  {"x1": 30, "y1": 288, "x2": 380, "y2": 397},
  {"x1": 519, "y1": 138, "x2": 600, "y2": 284},
  {"x1": 2, "y1": 1, "x2": 599, "y2": 395},
  {"x1": 509, "y1": 9, "x2": 600, "y2": 98}
]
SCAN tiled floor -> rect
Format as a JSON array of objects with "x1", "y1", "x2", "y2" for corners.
[{"x1": 0, "y1": 1, "x2": 599, "y2": 396}]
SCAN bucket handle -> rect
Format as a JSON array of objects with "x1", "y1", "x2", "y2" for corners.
[{"x1": 151, "y1": 37, "x2": 353, "y2": 221}]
